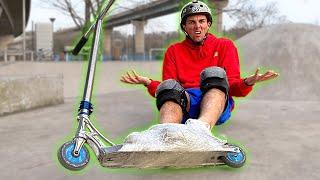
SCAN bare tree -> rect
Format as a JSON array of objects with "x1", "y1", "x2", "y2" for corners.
[
  {"x1": 224, "y1": 0, "x2": 288, "y2": 30},
  {"x1": 40, "y1": 0, "x2": 113, "y2": 29}
]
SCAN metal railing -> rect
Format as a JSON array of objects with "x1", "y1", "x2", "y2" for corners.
[
  {"x1": 149, "y1": 48, "x2": 165, "y2": 60},
  {"x1": 0, "y1": 49, "x2": 56, "y2": 62},
  {"x1": 0, "y1": 49, "x2": 34, "y2": 62},
  {"x1": 35, "y1": 49, "x2": 53, "y2": 61}
]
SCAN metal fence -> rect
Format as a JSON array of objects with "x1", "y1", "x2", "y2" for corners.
[{"x1": 0, "y1": 49, "x2": 55, "y2": 62}]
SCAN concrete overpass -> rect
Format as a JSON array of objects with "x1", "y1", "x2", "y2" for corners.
[
  {"x1": 0, "y1": 0, "x2": 31, "y2": 50},
  {"x1": 105, "y1": 0, "x2": 180, "y2": 28},
  {"x1": 103, "y1": 0, "x2": 229, "y2": 59}
]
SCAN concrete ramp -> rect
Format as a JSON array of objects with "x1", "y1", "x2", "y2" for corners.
[
  {"x1": 0, "y1": 74, "x2": 63, "y2": 116},
  {"x1": 237, "y1": 23, "x2": 320, "y2": 101}
]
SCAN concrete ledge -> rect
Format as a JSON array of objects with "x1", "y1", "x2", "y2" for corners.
[{"x1": 0, "y1": 74, "x2": 64, "y2": 116}]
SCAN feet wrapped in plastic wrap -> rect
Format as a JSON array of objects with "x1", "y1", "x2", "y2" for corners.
[{"x1": 119, "y1": 119, "x2": 227, "y2": 152}]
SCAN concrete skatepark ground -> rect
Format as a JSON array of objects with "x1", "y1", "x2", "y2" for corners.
[
  {"x1": 0, "y1": 89, "x2": 319, "y2": 180},
  {"x1": 1, "y1": 23, "x2": 320, "y2": 179}
]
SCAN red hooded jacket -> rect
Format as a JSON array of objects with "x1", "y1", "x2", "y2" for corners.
[{"x1": 147, "y1": 33, "x2": 252, "y2": 98}]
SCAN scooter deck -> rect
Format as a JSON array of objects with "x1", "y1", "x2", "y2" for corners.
[{"x1": 98, "y1": 145, "x2": 228, "y2": 168}]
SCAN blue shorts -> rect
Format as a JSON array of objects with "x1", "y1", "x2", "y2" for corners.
[{"x1": 181, "y1": 88, "x2": 234, "y2": 125}]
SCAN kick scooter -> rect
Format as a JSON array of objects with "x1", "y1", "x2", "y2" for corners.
[{"x1": 57, "y1": 0, "x2": 246, "y2": 171}]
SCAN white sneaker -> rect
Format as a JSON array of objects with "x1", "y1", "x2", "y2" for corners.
[
  {"x1": 185, "y1": 119, "x2": 227, "y2": 144},
  {"x1": 185, "y1": 119, "x2": 212, "y2": 136}
]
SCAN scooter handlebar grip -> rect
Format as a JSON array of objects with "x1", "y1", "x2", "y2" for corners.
[{"x1": 72, "y1": 36, "x2": 88, "y2": 55}]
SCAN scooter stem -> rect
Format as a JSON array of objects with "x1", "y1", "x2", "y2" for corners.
[{"x1": 82, "y1": 19, "x2": 103, "y2": 102}]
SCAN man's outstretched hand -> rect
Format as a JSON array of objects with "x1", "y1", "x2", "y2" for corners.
[
  {"x1": 120, "y1": 69, "x2": 151, "y2": 86},
  {"x1": 244, "y1": 68, "x2": 279, "y2": 86}
]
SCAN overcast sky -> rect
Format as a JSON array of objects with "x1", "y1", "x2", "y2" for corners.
[{"x1": 26, "y1": 0, "x2": 320, "y2": 33}]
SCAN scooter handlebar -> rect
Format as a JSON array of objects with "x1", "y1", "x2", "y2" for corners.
[{"x1": 72, "y1": 36, "x2": 88, "y2": 55}]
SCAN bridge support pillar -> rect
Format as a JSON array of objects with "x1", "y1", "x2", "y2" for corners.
[
  {"x1": 104, "y1": 28, "x2": 113, "y2": 60},
  {"x1": 0, "y1": 6, "x2": 3, "y2": 17},
  {"x1": 0, "y1": 35, "x2": 14, "y2": 51},
  {"x1": 211, "y1": 0, "x2": 229, "y2": 34},
  {"x1": 132, "y1": 20, "x2": 147, "y2": 60}
]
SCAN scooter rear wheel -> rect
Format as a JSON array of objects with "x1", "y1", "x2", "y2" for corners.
[
  {"x1": 58, "y1": 141, "x2": 90, "y2": 171},
  {"x1": 221, "y1": 145, "x2": 246, "y2": 168}
]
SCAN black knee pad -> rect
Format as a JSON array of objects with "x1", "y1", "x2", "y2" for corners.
[
  {"x1": 200, "y1": 67, "x2": 229, "y2": 95},
  {"x1": 155, "y1": 79, "x2": 188, "y2": 113}
]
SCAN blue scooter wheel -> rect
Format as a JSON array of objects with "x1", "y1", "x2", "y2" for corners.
[
  {"x1": 221, "y1": 145, "x2": 246, "y2": 168},
  {"x1": 58, "y1": 141, "x2": 90, "y2": 171}
]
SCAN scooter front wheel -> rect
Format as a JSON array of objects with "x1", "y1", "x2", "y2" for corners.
[
  {"x1": 58, "y1": 141, "x2": 90, "y2": 171},
  {"x1": 221, "y1": 145, "x2": 246, "y2": 168}
]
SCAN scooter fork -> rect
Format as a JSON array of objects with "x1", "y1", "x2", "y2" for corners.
[{"x1": 73, "y1": 113, "x2": 115, "y2": 158}]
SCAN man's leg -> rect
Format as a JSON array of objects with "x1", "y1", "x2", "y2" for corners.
[
  {"x1": 198, "y1": 88, "x2": 226, "y2": 128},
  {"x1": 156, "y1": 79, "x2": 189, "y2": 124},
  {"x1": 159, "y1": 101, "x2": 183, "y2": 124},
  {"x1": 199, "y1": 66, "x2": 229, "y2": 128}
]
